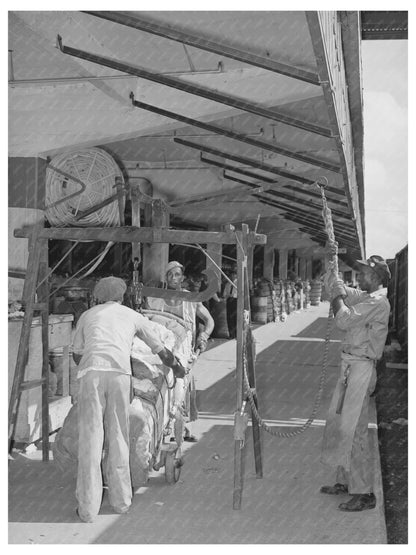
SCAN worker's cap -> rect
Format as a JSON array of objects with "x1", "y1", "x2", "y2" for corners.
[
  {"x1": 356, "y1": 255, "x2": 391, "y2": 283},
  {"x1": 165, "y1": 261, "x2": 184, "y2": 275},
  {"x1": 93, "y1": 276, "x2": 127, "y2": 302}
]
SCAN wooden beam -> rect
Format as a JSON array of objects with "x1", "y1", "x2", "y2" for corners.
[
  {"x1": 57, "y1": 35, "x2": 332, "y2": 137},
  {"x1": 14, "y1": 225, "x2": 267, "y2": 246},
  {"x1": 85, "y1": 11, "x2": 321, "y2": 85},
  {"x1": 130, "y1": 95, "x2": 340, "y2": 172}
]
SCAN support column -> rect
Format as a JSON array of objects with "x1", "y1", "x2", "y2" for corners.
[
  {"x1": 130, "y1": 177, "x2": 153, "y2": 263},
  {"x1": 278, "y1": 248, "x2": 288, "y2": 280},
  {"x1": 294, "y1": 254, "x2": 300, "y2": 277},
  {"x1": 206, "y1": 229, "x2": 222, "y2": 293},
  {"x1": 299, "y1": 257, "x2": 307, "y2": 280},
  {"x1": 306, "y1": 257, "x2": 313, "y2": 280},
  {"x1": 142, "y1": 199, "x2": 169, "y2": 284},
  {"x1": 247, "y1": 241, "x2": 254, "y2": 289},
  {"x1": 263, "y1": 244, "x2": 275, "y2": 282}
]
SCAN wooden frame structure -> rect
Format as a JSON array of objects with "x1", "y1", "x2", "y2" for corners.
[{"x1": 9, "y1": 223, "x2": 266, "y2": 509}]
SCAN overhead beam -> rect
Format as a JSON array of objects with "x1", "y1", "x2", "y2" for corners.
[
  {"x1": 15, "y1": 225, "x2": 267, "y2": 245},
  {"x1": 223, "y1": 172, "x2": 348, "y2": 211},
  {"x1": 57, "y1": 35, "x2": 332, "y2": 137},
  {"x1": 130, "y1": 94, "x2": 340, "y2": 172},
  {"x1": 253, "y1": 195, "x2": 357, "y2": 243},
  {"x1": 168, "y1": 183, "x2": 268, "y2": 209},
  {"x1": 84, "y1": 11, "x2": 321, "y2": 85},
  {"x1": 174, "y1": 137, "x2": 326, "y2": 186},
  {"x1": 200, "y1": 154, "x2": 346, "y2": 197},
  {"x1": 263, "y1": 188, "x2": 350, "y2": 220}
]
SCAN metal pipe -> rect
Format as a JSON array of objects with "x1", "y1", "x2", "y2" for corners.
[
  {"x1": 200, "y1": 154, "x2": 346, "y2": 197},
  {"x1": 253, "y1": 193, "x2": 355, "y2": 235},
  {"x1": 174, "y1": 137, "x2": 322, "y2": 186},
  {"x1": 254, "y1": 195, "x2": 357, "y2": 244},
  {"x1": 83, "y1": 11, "x2": 321, "y2": 85},
  {"x1": 8, "y1": 63, "x2": 224, "y2": 87},
  {"x1": 56, "y1": 35, "x2": 332, "y2": 137},
  {"x1": 263, "y1": 188, "x2": 350, "y2": 219},
  {"x1": 130, "y1": 94, "x2": 340, "y2": 172},
  {"x1": 223, "y1": 171, "x2": 347, "y2": 208}
]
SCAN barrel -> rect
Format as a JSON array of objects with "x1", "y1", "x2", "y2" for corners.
[
  {"x1": 267, "y1": 296, "x2": 274, "y2": 322},
  {"x1": 210, "y1": 300, "x2": 230, "y2": 339},
  {"x1": 255, "y1": 280, "x2": 272, "y2": 297},
  {"x1": 310, "y1": 280, "x2": 322, "y2": 306},
  {"x1": 303, "y1": 281, "x2": 310, "y2": 308},
  {"x1": 251, "y1": 296, "x2": 268, "y2": 324}
]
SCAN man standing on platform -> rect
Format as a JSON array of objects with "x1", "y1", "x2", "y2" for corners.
[
  {"x1": 72, "y1": 276, "x2": 185, "y2": 522},
  {"x1": 320, "y1": 252, "x2": 391, "y2": 512},
  {"x1": 146, "y1": 261, "x2": 215, "y2": 442}
]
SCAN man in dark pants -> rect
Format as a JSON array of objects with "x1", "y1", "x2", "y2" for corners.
[{"x1": 321, "y1": 254, "x2": 391, "y2": 512}]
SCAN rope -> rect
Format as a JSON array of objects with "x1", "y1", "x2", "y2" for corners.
[
  {"x1": 45, "y1": 148, "x2": 123, "y2": 227},
  {"x1": 241, "y1": 179, "x2": 337, "y2": 438},
  {"x1": 318, "y1": 179, "x2": 338, "y2": 276},
  {"x1": 36, "y1": 240, "x2": 80, "y2": 290},
  {"x1": 47, "y1": 242, "x2": 116, "y2": 300},
  {"x1": 173, "y1": 242, "x2": 235, "y2": 288}
]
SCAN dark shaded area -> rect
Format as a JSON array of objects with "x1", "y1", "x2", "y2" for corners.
[
  {"x1": 294, "y1": 317, "x2": 344, "y2": 341},
  {"x1": 375, "y1": 358, "x2": 408, "y2": 544}
]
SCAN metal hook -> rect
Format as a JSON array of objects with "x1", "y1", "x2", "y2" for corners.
[{"x1": 315, "y1": 176, "x2": 329, "y2": 190}]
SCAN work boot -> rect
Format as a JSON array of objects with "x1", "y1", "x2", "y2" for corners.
[
  {"x1": 338, "y1": 493, "x2": 376, "y2": 512},
  {"x1": 183, "y1": 427, "x2": 198, "y2": 443},
  {"x1": 112, "y1": 505, "x2": 130, "y2": 515},
  {"x1": 76, "y1": 508, "x2": 95, "y2": 523},
  {"x1": 320, "y1": 483, "x2": 348, "y2": 495}
]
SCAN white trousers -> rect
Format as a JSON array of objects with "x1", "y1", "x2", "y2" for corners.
[{"x1": 76, "y1": 370, "x2": 132, "y2": 520}]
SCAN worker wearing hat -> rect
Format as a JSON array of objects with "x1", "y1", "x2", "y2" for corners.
[
  {"x1": 72, "y1": 276, "x2": 186, "y2": 522},
  {"x1": 146, "y1": 261, "x2": 215, "y2": 441},
  {"x1": 320, "y1": 253, "x2": 391, "y2": 512},
  {"x1": 147, "y1": 261, "x2": 215, "y2": 353}
]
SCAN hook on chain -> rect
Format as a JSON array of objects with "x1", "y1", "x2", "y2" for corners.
[{"x1": 315, "y1": 176, "x2": 329, "y2": 194}]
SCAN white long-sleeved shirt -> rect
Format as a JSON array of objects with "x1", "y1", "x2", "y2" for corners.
[
  {"x1": 72, "y1": 302, "x2": 164, "y2": 378},
  {"x1": 335, "y1": 287, "x2": 390, "y2": 361}
]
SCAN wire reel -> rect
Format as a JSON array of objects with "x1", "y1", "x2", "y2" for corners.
[{"x1": 45, "y1": 147, "x2": 124, "y2": 227}]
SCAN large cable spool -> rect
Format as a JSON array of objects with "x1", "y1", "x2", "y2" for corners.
[{"x1": 45, "y1": 148, "x2": 124, "y2": 227}]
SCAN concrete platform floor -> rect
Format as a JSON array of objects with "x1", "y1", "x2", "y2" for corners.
[{"x1": 8, "y1": 302, "x2": 387, "y2": 544}]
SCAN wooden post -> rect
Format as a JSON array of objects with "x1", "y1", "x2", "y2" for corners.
[
  {"x1": 299, "y1": 257, "x2": 307, "y2": 280},
  {"x1": 245, "y1": 238, "x2": 263, "y2": 478},
  {"x1": 38, "y1": 238, "x2": 50, "y2": 461},
  {"x1": 233, "y1": 228, "x2": 245, "y2": 509},
  {"x1": 130, "y1": 181, "x2": 142, "y2": 263},
  {"x1": 279, "y1": 248, "x2": 288, "y2": 279},
  {"x1": 233, "y1": 224, "x2": 251, "y2": 509},
  {"x1": 263, "y1": 244, "x2": 275, "y2": 281},
  {"x1": 8, "y1": 225, "x2": 42, "y2": 453},
  {"x1": 247, "y1": 240, "x2": 254, "y2": 290},
  {"x1": 142, "y1": 200, "x2": 170, "y2": 284}
]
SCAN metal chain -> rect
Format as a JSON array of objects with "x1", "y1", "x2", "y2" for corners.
[
  {"x1": 242, "y1": 181, "x2": 337, "y2": 438},
  {"x1": 242, "y1": 307, "x2": 333, "y2": 437}
]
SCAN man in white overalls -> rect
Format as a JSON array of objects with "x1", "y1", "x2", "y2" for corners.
[{"x1": 321, "y1": 255, "x2": 391, "y2": 512}]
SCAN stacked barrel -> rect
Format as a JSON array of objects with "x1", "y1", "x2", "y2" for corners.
[
  {"x1": 310, "y1": 279, "x2": 322, "y2": 306},
  {"x1": 251, "y1": 279, "x2": 270, "y2": 324},
  {"x1": 303, "y1": 280, "x2": 311, "y2": 308}
]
